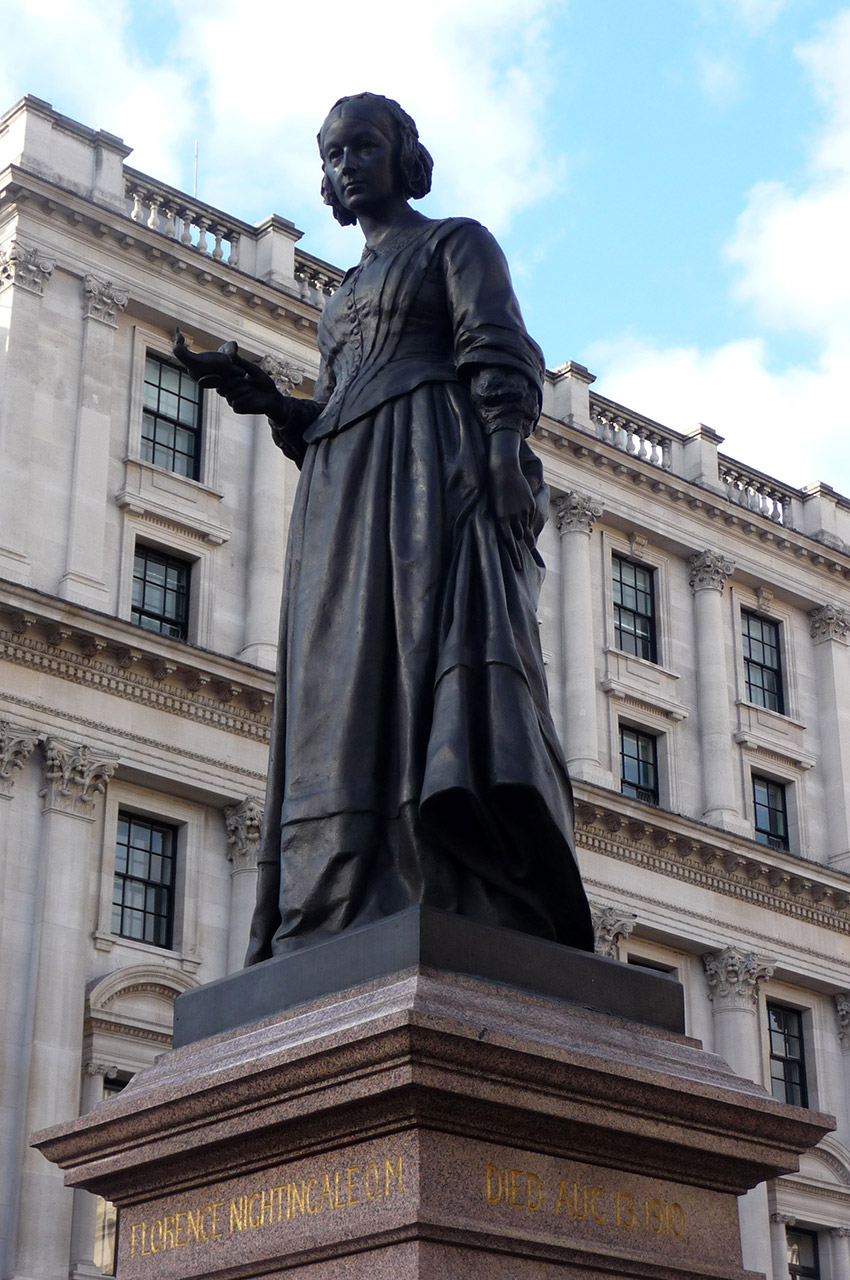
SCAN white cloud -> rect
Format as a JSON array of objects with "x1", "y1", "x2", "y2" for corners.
[
  {"x1": 697, "y1": 54, "x2": 742, "y2": 105},
  {"x1": 696, "y1": 0, "x2": 788, "y2": 33},
  {"x1": 593, "y1": 9, "x2": 850, "y2": 495}
]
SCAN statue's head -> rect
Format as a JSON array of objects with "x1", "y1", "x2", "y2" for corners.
[{"x1": 317, "y1": 93, "x2": 433, "y2": 226}]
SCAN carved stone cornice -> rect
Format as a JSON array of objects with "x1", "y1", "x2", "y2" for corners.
[
  {"x1": 224, "y1": 797, "x2": 264, "y2": 871},
  {"x1": 809, "y1": 603, "x2": 850, "y2": 645},
  {"x1": 590, "y1": 902, "x2": 636, "y2": 958},
  {"x1": 0, "y1": 721, "x2": 38, "y2": 796},
  {"x1": 836, "y1": 993, "x2": 850, "y2": 1051},
  {"x1": 554, "y1": 490, "x2": 603, "y2": 535},
  {"x1": 258, "y1": 355, "x2": 304, "y2": 396},
  {"x1": 0, "y1": 240, "x2": 54, "y2": 295},
  {"x1": 40, "y1": 737, "x2": 117, "y2": 817},
  {"x1": 702, "y1": 946, "x2": 774, "y2": 1010},
  {"x1": 83, "y1": 273, "x2": 129, "y2": 325},
  {"x1": 688, "y1": 550, "x2": 735, "y2": 594}
]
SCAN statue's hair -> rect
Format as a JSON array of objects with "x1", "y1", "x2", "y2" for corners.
[{"x1": 318, "y1": 93, "x2": 433, "y2": 226}]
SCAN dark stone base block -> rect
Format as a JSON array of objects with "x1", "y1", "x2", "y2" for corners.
[
  {"x1": 173, "y1": 908, "x2": 685, "y2": 1046},
  {"x1": 35, "y1": 953, "x2": 832, "y2": 1279}
]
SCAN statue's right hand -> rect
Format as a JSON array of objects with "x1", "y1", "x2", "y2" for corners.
[{"x1": 172, "y1": 331, "x2": 290, "y2": 422}]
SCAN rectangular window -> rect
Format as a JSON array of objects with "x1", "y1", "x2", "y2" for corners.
[
  {"x1": 753, "y1": 775, "x2": 789, "y2": 850},
  {"x1": 787, "y1": 1227, "x2": 819, "y2": 1278},
  {"x1": 613, "y1": 555, "x2": 657, "y2": 662},
  {"x1": 742, "y1": 611, "x2": 784, "y2": 713},
  {"x1": 131, "y1": 545, "x2": 190, "y2": 640},
  {"x1": 619, "y1": 726, "x2": 659, "y2": 805},
  {"x1": 112, "y1": 813, "x2": 176, "y2": 949},
  {"x1": 142, "y1": 353, "x2": 202, "y2": 479},
  {"x1": 768, "y1": 1004, "x2": 808, "y2": 1108}
]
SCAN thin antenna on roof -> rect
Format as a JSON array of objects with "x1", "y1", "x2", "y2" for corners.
[{"x1": 193, "y1": 140, "x2": 198, "y2": 199}]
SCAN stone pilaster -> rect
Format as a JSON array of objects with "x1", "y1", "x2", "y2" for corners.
[
  {"x1": 59, "y1": 275, "x2": 129, "y2": 608},
  {"x1": 688, "y1": 551, "x2": 746, "y2": 832},
  {"x1": 769, "y1": 1211, "x2": 795, "y2": 1280},
  {"x1": 703, "y1": 945, "x2": 775, "y2": 1275},
  {"x1": 224, "y1": 798, "x2": 263, "y2": 973},
  {"x1": 70, "y1": 1062, "x2": 121, "y2": 1274},
  {"x1": 0, "y1": 239, "x2": 55, "y2": 582},
  {"x1": 827, "y1": 1226, "x2": 850, "y2": 1277},
  {"x1": 590, "y1": 903, "x2": 636, "y2": 959},
  {"x1": 809, "y1": 604, "x2": 850, "y2": 871},
  {"x1": 239, "y1": 372, "x2": 297, "y2": 666},
  {"x1": 15, "y1": 738, "x2": 117, "y2": 1280},
  {"x1": 555, "y1": 490, "x2": 604, "y2": 782}
]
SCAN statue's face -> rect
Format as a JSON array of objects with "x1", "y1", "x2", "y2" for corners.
[{"x1": 320, "y1": 104, "x2": 400, "y2": 217}]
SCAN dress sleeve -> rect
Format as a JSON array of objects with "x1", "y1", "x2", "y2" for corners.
[
  {"x1": 443, "y1": 221, "x2": 545, "y2": 411},
  {"x1": 267, "y1": 360, "x2": 334, "y2": 467}
]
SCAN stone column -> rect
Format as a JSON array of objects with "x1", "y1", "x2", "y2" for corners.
[
  {"x1": 590, "y1": 902, "x2": 636, "y2": 959},
  {"x1": 555, "y1": 490, "x2": 604, "y2": 783},
  {"x1": 239, "y1": 357, "x2": 300, "y2": 669},
  {"x1": 809, "y1": 605, "x2": 850, "y2": 871},
  {"x1": 689, "y1": 551, "x2": 746, "y2": 832},
  {"x1": 827, "y1": 1226, "x2": 850, "y2": 1276},
  {"x1": 69, "y1": 1062, "x2": 120, "y2": 1279},
  {"x1": 768, "y1": 1211, "x2": 794, "y2": 1280},
  {"x1": 835, "y1": 993, "x2": 850, "y2": 1138},
  {"x1": 15, "y1": 738, "x2": 117, "y2": 1280},
  {"x1": 59, "y1": 274, "x2": 129, "y2": 609},
  {"x1": 224, "y1": 798, "x2": 263, "y2": 973},
  {"x1": 0, "y1": 724, "x2": 38, "y2": 1279},
  {"x1": 703, "y1": 946, "x2": 776, "y2": 1276},
  {"x1": 0, "y1": 240, "x2": 54, "y2": 583}
]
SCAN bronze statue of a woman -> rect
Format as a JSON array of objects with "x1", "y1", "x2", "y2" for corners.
[{"x1": 175, "y1": 93, "x2": 594, "y2": 962}]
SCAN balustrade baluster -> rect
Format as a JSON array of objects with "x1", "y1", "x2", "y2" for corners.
[
  {"x1": 196, "y1": 218, "x2": 211, "y2": 255},
  {"x1": 212, "y1": 227, "x2": 225, "y2": 261},
  {"x1": 229, "y1": 233, "x2": 240, "y2": 268},
  {"x1": 146, "y1": 200, "x2": 161, "y2": 232},
  {"x1": 130, "y1": 190, "x2": 145, "y2": 223},
  {"x1": 180, "y1": 212, "x2": 194, "y2": 247}
]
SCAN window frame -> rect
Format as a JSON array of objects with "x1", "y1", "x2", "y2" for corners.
[
  {"x1": 751, "y1": 772, "x2": 790, "y2": 851},
  {"x1": 111, "y1": 812, "x2": 178, "y2": 950},
  {"x1": 612, "y1": 552, "x2": 658, "y2": 663},
  {"x1": 786, "y1": 1226, "x2": 820, "y2": 1279},
  {"x1": 131, "y1": 542, "x2": 192, "y2": 641},
  {"x1": 741, "y1": 609, "x2": 785, "y2": 714},
  {"x1": 141, "y1": 352, "x2": 204, "y2": 481},
  {"x1": 767, "y1": 1001, "x2": 809, "y2": 1108},
  {"x1": 619, "y1": 723, "x2": 660, "y2": 806}
]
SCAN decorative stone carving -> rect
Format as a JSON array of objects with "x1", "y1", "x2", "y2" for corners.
[
  {"x1": 688, "y1": 550, "x2": 735, "y2": 594},
  {"x1": 769, "y1": 1211, "x2": 796, "y2": 1226},
  {"x1": 83, "y1": 273, "x2": 129, "y2": 324},
  {"x1": 40, "y1": 737, "x2": 117, "y2": 817},
  {"x1": 835, "y1": 992, "x2": 850, "y2": 1050},
  {"x1": 830, "y1": 1226, "x2": 850, "y2": 1238},
  {"x1": 554, "y1": 490, "x2": 603, "y2": 535},
  {"x1": 258, "y1": 355, "x2": 304, "y2": 396},
  {"x1": 590, "y1": 902, "x2": 636, "y2": 958},
  {"x1": 809, "y1": 603, "x2": 850, "y2": 645},
  {"x1": 224, "y1": 797, "x2": 264, "y2": 871},
  {"x1": 703, "y1": 946, "x2": 774, "y2": 1009},
  {"x1": 0, "y1": 240, "x2": 54, "y2": 295},
  {"x1": 0, "y1": 721, "x2": 38, "y2": 797},
  {"x1": 82, "y1": 1061, "x2": 120, "y2": 1079}
]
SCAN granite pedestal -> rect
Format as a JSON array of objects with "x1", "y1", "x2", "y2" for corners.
[{"x1": 34, "y1": 910, "x2": 833, "y2": 1279}]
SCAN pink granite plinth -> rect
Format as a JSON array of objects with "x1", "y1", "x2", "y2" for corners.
[{"x1": 34, "y1": 967, "x2": 832, "y2": 1279}]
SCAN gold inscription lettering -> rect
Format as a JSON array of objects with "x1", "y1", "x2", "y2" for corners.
[
  {"x1": 615, "y1": 1190, "x2": 635, "y2": 1229},
  {"x1": 510, "y1": 1169, "x2": 524, "y2": 1208},
  {"x1": 163, "y1": 1214, "x2": 176, "y2": 1249},
  {"x1": 365, "y1": 1161, "x2": 379, "y2": 1200},
  {"x1": 311, "y1": 1176, "x2": 326, "y2": 1215},
  {"x1": 671, "y1": 1202, "x2": 685, "y2": 1238},
  {"x1": 248, "y1": 1191, "x2": 261, "y2": 1230},
  {"x1": 229, "y1": 1197, "x2": 245, "y2": 1234},
  {"x1": 291, "y1": 1181, "x2": 306, "y2": 1217},
  {"x1": 554, "y1": 1180, "x2": 572, "y2": 1216},
  {"x1": 149, "y1": 1219, "x2": 162, "y2": 1254},
  {"x1": 210, "y1": 1202, "x2": 224, "y2": 1239},
  {"x1": 174, "y1": 1211, "x2": 187, "y2": 1247},
  {"x1": 590, "y1": 1187, "x2": 605, "y2": 1224},
  {"x1": 347, "y1": 1166, "x2": 360, "y2": 1206},
  {"x1": 385, "y1": 1155, "x2": 404, "y2": 1196},
  {"x1": 486, "y1": 1165, "x2": 503, "y2": 1204}
]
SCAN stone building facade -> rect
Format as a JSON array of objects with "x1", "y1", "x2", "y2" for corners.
[{"x1": 1, "y1": 96, "x2": 848, "y2": 1280}]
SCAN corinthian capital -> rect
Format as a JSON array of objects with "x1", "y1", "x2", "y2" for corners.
[
  {"x1": 40, "y1": 737, "x2": 117, "y2": 817},
  {"x1": 258, "y1": 355, "x2": 304, "y2": 396},
  {"x1": 590, "y1": 902, "x2": 637, "y2": 958},
  {"x1": 0, "y1": 722, "x2": 38, "y2": 797},
  {"x1": 688, "y1": 550, "x2": 735, "y2": 594},
  {"x1": 703, "y1": 946, "x2": 774, "y2": 1009},
  {"x1": 224, "y1": 796, "x2": 264, "y2": 871},
  {"x1": 555, "y1": 490, "x2": 603, "y2": 535},
  {"x1": 83, "y1": 274, "x2": 129, "y2": 325},
  {"x1": 0, "y1": 240, "x2": 54, "y2": 295},
  {"x1": 809, "y1": 603, "x2": 850, "y2": 645}
]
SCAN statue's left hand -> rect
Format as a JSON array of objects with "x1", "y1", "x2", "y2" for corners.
[
  {"x1": 487, "y1": 429, "x2": 536, "y2": 546},
  {"x1": 173, "y1": 331, "x2": 289, "y2": 420}
]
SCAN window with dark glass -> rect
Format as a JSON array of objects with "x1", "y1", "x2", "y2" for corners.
[
  {"x1": 142, "y1": 354, "x2": 202, "y2": 479},
  {"x1": 613, "y1": 555, "x2": 657, "y2": 662},
  {"x1": 787, "y1": 1227, "x2": 819, "y2": 1279},
  {"x1": 742, "y1": 611, "x2": 784, "y2": 713},
  {"x1": 131, "y1": 546, "x2": 190, "y2": 640},
  {"x1": 768, "y1": 1004, "x2": 808, "y2": 1108},
  {"x1": 112, "y1": 813, "x2": 176, "y2": 949},
  {"x1": 752, "y1": 775, "x2": 789, "y2": 851},
  {"x1": 619, "y1": 726, "x2": 659, "y2": 805}
]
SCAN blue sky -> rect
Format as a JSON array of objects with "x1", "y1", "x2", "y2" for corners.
[{"x1": 1, "y1": 0, "x2": 848, "y2": 491}]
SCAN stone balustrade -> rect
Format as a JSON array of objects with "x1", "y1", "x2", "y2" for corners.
[
  {"x1": 125, "y1": 170, "x2": 245, "y2": 267},
  {"x1": 590, "y1": 395, "x2": 678, "y2": 472},
  {"x1": 719, "y1": 456, "x2": 797, "y2": 526}
]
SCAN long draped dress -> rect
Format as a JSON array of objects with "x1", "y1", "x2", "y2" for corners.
[{"x1": 244, "y1": 217, "x2": 594, "y2": 964}]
